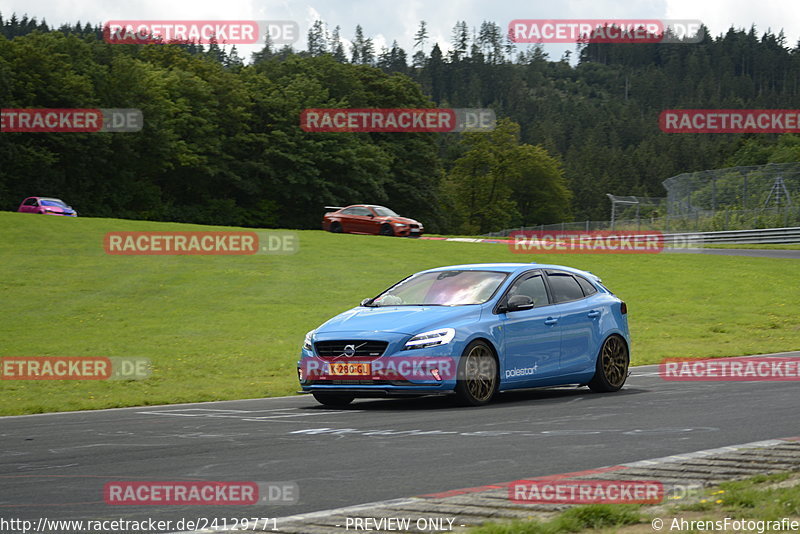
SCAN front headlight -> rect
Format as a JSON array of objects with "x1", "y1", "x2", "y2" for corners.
[
  {"x1": 303, "y1": 330, "x2": 314, "y2": 351},
  {"x1": 393, "y1": 223, "x2": 407, "y2": 227},
  {"x1": 404, "y1": 328, "x2": 455, "y2": 350}
]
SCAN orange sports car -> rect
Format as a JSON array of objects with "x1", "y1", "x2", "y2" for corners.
[{"x1": 322, "y1": 205, "x2": 424, "y2": 237}]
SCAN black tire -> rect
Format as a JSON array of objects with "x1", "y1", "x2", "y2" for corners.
[
  {"x1": 454, "y1": 340, "x2": 499, "y2": 406},
  {"x1": 329, "y1": 222, "x2": 343, "y2": 233},
  {"x1": 312, "y1": 392, "x2": 354, "y2": 406},
  {"x1": 588, "y1": 335, "x2": 629, "y2": 392},
  {"x1": 380, "y1": 224, "x2": 394, "y2": 236}
]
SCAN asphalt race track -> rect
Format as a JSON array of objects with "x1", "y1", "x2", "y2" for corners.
[{"x1": 1, "y1": 352, "x2": 798, "y2": 528}]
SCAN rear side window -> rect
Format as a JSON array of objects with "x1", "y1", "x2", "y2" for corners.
[
  {"x1": 575, "y1": 276, "x2": 598, "y2": 296},
  {"x1": 597, "y1": 281, "x2": 614, "y2": 294},
  {"x1": 547, "y1": 272, "x2": 584, "y2": 303}
]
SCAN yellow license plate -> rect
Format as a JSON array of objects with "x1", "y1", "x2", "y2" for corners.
[{"x1": 329, "y1": 362, "x2": 371, "y2": 376}]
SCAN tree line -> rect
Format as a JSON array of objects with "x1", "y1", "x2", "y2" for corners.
[{"x1": 1, "y1": 14, "x2": 798, "y2": 232}]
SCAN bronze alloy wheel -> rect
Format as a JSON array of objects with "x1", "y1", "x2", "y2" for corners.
[
  {"x1": 455, "y1": 341, "x2": 498, "y2": 405},
  {"x1": 588, "y1": 335, "x2": 629, "y2": 392}
]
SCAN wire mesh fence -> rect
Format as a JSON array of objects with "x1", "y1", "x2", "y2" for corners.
[
  {"x1": 664, "y1": 162, "x2": 797, "y2": 214},
  {"x1": 485, "y1": 207, "x2": 800, "y2": 236},
  {"x1": 486, "y1": 162, "x2": 800, "y2": 236}
]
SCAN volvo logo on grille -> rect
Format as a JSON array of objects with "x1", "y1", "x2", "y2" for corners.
[{"x1": 339, "y1": 342, "x2": 367, "y2": 359}]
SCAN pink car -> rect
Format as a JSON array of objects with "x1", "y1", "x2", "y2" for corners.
[{"x1": 17, "y1": 197, "x2": 78, "y2": 217}]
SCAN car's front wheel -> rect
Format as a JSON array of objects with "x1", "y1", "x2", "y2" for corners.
[
  {"x1": 588, "y1": 335, "x2": 629, "y2": 392},
  {"x1": 455, "y1": 340, "x2": 498, "y2": 406},
  {"x1": 312, "y1": 392, "x2": 354, "y2": 406},
  {"x1": 380, "y1": 224, "x2": 394, "y2": 236}
]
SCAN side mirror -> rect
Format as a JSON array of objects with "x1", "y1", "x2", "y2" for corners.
[
  {"x1": 506, "y1": 295, "x2": 534, "y2": 312},
  {"x1": 360, "y1": 298, "x2": 373, "y2": 307}
]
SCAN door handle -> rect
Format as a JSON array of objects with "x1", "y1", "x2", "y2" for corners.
[
  {"x1": 544, "y1": 317, "x2": 558, "y2": 325},
  {"x1": 587, "y1": 310, "x2": 601, "y2": 318}
]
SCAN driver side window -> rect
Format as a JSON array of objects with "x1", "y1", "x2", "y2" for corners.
[{"x1": 509, "y1": 273, "x2": 549, "y2": 307}]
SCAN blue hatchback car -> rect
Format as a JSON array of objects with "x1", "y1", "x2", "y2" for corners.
[{"x1": 298, "y1": 263, "x2": 630, "y2": 406}]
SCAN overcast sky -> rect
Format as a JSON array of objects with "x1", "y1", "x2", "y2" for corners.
[{"x1": 2, "y1": 0, "x2": 798, "y2": 63}]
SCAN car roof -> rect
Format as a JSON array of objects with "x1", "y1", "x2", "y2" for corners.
[{"x1": 419, "y1": 262, "x2": 599, "y2": 280}]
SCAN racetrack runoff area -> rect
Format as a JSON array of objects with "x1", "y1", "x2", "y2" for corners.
[{"x1": 1, "y1": 211, "x2": 799, "y2": 415}]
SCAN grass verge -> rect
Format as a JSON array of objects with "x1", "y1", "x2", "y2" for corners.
[
  {"x1": 469, "y1": 473, "x2": 800, "y2": 534},
  {"x1": 1, "y1": 212, "x2": 799, "y2": 415},
  {"x1": 468, "y1": 504, "x2": 641, "y2": 534}
]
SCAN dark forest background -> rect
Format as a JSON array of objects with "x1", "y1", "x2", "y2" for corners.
[{"x1": 2, "y1": 15, "x2": 799, "y2": 233}]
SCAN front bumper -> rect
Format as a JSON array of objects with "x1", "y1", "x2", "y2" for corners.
[
  {"x1": 297, "y1": 333, "x2": 458, "y2": 395},
  {"x1": 394, "y1": 226, "x2": 424, "y2": 237},
  {"x1": 298, "y1": 388, "x2": 448, "y2": 398},
  {"x1": 45, "y1": 211, "x2": 77, "y2": 216}
]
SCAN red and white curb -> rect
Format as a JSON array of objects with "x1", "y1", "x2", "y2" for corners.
[
  {"x1": 420, "y1": 236, "x2": 514, "y2": 244},
  {"x1": 175, "y1": 436, "x2": 800, "y2": 533}
]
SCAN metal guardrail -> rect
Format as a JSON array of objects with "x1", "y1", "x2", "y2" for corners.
[
  {"x1": 661, "y1": 226, "x2": 800, "y2": 245},
  {"x1": 491, "y1": 226, "x2": 800, "y2": 246}
]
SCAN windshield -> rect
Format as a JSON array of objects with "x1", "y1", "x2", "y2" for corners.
[
  {"x1": 40, "y1": 199, "x2": 68, "y2": 208},
  {"x1": 371, "y1": 270, "x2": 508, "y2": 306},
  {"x1": 372, "y1": 206, "x2": 398, "y2": 217}
]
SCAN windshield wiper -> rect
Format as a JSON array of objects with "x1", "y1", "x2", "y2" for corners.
[{"x1": 371, "y1": 303, "x2": 449, "y2": 307}]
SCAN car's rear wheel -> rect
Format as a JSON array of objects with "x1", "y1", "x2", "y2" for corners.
[
  {"x1": 312, "y1": 392, "x2": 354, "y2": 406},
  {"x1": 329, "y1": 222, "x2": 342, "y2": 233},
  {"x1": 380, "y1": 224, "x2": 394, "y2": 236},
  {"x1": 455, "y1": 340, "x2": 498, "y2": 406},
  {"x1": 588, "y1": 335, "x2": 629, "y2": 392}
]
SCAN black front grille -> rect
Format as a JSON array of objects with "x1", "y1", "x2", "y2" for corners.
[{"x1": 314, "y1": 340, "x2": 388, "y2": 361}]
